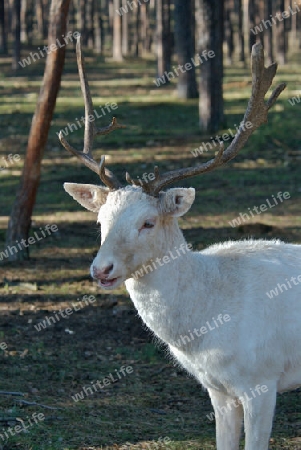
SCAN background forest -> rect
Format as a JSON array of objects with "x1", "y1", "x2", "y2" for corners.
[{"x1": 0, "y1": 1, "x2": 301, "y2": 449}]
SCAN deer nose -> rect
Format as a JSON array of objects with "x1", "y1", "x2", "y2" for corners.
[{"x1": 92, "y1": 264, "x2": 114, "y2": 279}]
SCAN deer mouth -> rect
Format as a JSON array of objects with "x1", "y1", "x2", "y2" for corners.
[{"x1": 98, "y1": 277, "x2": 120, "y2": 288}]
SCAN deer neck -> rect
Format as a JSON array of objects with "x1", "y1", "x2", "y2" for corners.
[{"x1": 125, "y1": 224, "x2": 200, "y2": 344}]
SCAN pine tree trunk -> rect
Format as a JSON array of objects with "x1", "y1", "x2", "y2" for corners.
[
  {"x1": 112, "y1": 0, "x2": 123, "y2": 60},
  {"x1": 156, "y1": 0, "x2": 171, "y2": 77},
  {"x1": 276, "y1": 0, "x2": 287, "y2": 64},
  {"x1": 12, "y1": 0, "x2": 21, "y2": 70},
  {"x1": 93, "y1": 0, "x2": 102, "y2": 54},
  {"x1": 121, "y1": 0, "x2": 129, "y2": 56},
  {"x1": 225, "y1": 0, "x2": 234, "y2": 65},
  {"x1": 237, "y1": 0, "x2": 244, "y2": 62},
  {"x1": 5, "y1": 0, "x2": 71, "y2": 261},
  {"x1": 264, "y1": 0, "x2": 273, "y2": 64},
  {"x1": 0, "y1": 0, "x2": 8, "y2": 54},
  {"x1": 196, "y1": 0, "x2": 224, "y2": 132},
  {"x1": 174, "y1": 0, "x2": 198, "y2": 98},
  {"x1": 248, "y1": 0, "x2": 256, "y2": 51}
]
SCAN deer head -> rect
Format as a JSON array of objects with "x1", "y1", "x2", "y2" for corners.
[{"x1": 60, "y1": 36, "x2": 285, "y2": 289}]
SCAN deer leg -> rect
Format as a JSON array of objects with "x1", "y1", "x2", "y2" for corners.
[
  {"x1": 208, "y1": 388, "x2": 243, "y2": 450},
  {"x1": 243, "y1": 382, "x2": 277, "y2": 450}
]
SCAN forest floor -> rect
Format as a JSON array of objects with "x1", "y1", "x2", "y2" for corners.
[{"x1": 0, "y1": 45, "x2": 301, "y2": 449}]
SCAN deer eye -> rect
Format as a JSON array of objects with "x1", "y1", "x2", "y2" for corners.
[
  {"x1": 143, "y1": 221, "x2": 155, "y2": 229},
  {"x1": 138, "y1": 219, "x2": 156, "y2": 233}
]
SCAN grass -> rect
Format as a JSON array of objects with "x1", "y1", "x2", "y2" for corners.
[{"x1": 0, "y1": 46, "x2": 301, "y2": 449}]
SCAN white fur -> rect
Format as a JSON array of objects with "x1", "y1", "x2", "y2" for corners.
[{"x1": 64, "y1": 182, "x2": 301, "y2": 450}]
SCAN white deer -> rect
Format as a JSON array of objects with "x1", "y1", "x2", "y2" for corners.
[{"x1": 60, "y1": 38, "x2": 301, "y2": 450}]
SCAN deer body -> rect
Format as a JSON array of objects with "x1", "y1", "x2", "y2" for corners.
[{"x1": 64, "y1": 183, "x2": 301, "y2": 450}]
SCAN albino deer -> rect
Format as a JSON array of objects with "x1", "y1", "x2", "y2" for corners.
[{"x1": 60, "y1": 38, "x2": 301, "y2": 450}]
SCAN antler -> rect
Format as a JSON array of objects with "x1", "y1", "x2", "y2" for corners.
[
  {"x1": 126, "y1": 43, "x2": 286, "y2": 196},
  {"x1": 59, "y1": 35, "x2": 125, "y2": 190}
]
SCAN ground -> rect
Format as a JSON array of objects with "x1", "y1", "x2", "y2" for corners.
[{"x1": 0, "y1": 45, "x2": 301, "y2": 449}]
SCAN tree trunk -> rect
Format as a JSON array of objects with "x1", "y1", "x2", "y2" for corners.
[
  {"x1": 121, "y1": 0, "x2": 128, "y2": 56},
  {"x1": 36, "y1": 0, "x2": 48, "y2": 39},
  {"x1": 146, "y1": 0, "x2": 155, "y2": 52},
  {"x1": 174, "y1": 0, "x2": 198, "y2": 98},
  {"x1": 20, "y1": 0, "x2": 28, "y2": 42},
  {"x1": 264, "y1": 0, "x2": 273, "y2": 64},
  {"x1": 276, "y1": 0, "x2": 287, "y2": 64},
  {"x1": 140, "y1": 1, "x2": 148, "y2": 55},
  {"x1": 196, "y1": 0, "x2": 224, "y2": 132},
  {"x1": 12, "y1": 0, "x2": 21, "y2": 70},
  {"x1": 86, "y1": 0, "x2": 94, "y2": 48},
  {"x1": 112, "y1": 0, "x2": 123, "y2": 60},
  {"x1": 0, "y1": 0, "x2": 8, "y2": 54},
  {"x1": 77, "y1": 0, "x2": 87, "y2": 45},
  {"x1": 236, "y1": 0, "x2": 244, "y2": 62},
  {"x1": 225, "y1": 0, "x2": 234, "y2": 65},
  {"x1": 93, "y1": 0, "x2": 102, "y2": 54},
  {"x1": 248, "y1": 0, "x2": 256, "y2": 51},
  {"x1": 156, "y1": 0, "x2": 171, "y2": 77},
  {"x1": 5, "y1": 0, "x2": 71, "y2": 261},
  {"x1": 132, "y1": 2, "x2": 140, "y2": 57}
]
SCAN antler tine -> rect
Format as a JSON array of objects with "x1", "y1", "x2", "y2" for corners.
[
  {"x1": 58, "y1": 35, "x2": 125, "y2": 190},
  {"x1": 126, "y1": 43, "x2": 285, "y2": 196}
]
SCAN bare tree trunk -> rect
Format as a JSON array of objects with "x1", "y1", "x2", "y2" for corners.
[
  {"x1": 225, "y1": 0, "x2": 234, "y2": 65},
  {"x1": 140, "y1": 1, "x2": 148, "y2": 55},
  {"x1": 146, "y1": 0, "x2": 155, "y2": 52},
  {"x1": 5, "y1": 0, "x2": 71, "y2": 261},
  {"x1": 156, "y1": 0, "x2": 171, "y2": 77},
  {"x1": 174, "y1": 0, "x2": 198, "y2": 98},
  {"x1": 23, "y1": 0, "x2": 34, "y2": 44},
  {"x1": 12, "y1": 0, "x2": 21, "y2": 71},
  {"x1": 112, "y1": 0, "x2": 123, "y2": 60},
  {"x1": 20, "y1": 0, "x2": 27, "y2": 42},
  {"x1": 196, "y1": 0, "x2": 224, "y2": 132},
  {"x1": 36, "y1": 0, "x2": 48, "y2": 39},
  {"x1": 86, "y1": 0, "x2": 94, "y2": 48},
  {"x1": 264, "y1": 0, "x2": 273, "y2": 64},
  {"x1": 276, "y1": 0, "x2": 287, "y2": 64},
  {"x1": 121, "y1": 0, "x2": 128, "y2": 56},
  {"x1": 236, "y1": 0, "x2": 244, "y2": 62},
  {"x1": 77, "y1": 0, "x2": 87, "y2": 45},
  {"x1": 132, "y1": 3, "x2": 140, "y2": 57},
  {"x1": 93, "y1": 0, "x2": 102, "y2": 54},
  {"x1": 248, "y1": 0, "x2": 256, "y2": 51},
  {"x1": 0, "y1": 0, "x2": 8, "y2": 54}
]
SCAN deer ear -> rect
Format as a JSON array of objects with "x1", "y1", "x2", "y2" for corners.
[
  {"x1": 158, "y1": 188, "x2": 195, "y2": 217},
  {"x1": 64, "y1": 183, "x2": 109, "y2": 212}
]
